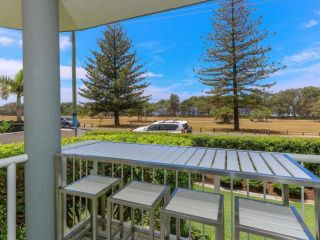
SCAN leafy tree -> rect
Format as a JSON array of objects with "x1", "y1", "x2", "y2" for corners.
[
  {"x1": 250, "y1": 107, "x2": 271, "y2": 122},
  {"x1": 79, "y1": 24, "x2": 149, "y2": 125},
  {"x1": 197, "y1": 0, "x2": 283, "y2": 130},
  {"x1": 127, "y1": 103, "x2": 154, "y2": 120},
  {"x1": 168, "y1": 93, "x2": 180, "y2": 116},
  {"x1": 297, "y1": 87, "x2": 320, "y2": 117},
  {"x1": 0, "y1": 70, "x2": 24, "y2": 122},
  {"x1": 154, "y1": 99, "x2": 170, "y2": 116},
  {"x1": 268, "y1": 89, "x2": 299, "y2": 117},
  {"x1": 0, "y1": 121, "x2": 12, "y2": 133},
  {"x1": 61, "y1": 102, "x2": 73, "y2": 115},
  {"x1": 213, "y1": 106, "x2": 233, "y2": 124},
  {"x1": 180, "y1": 96, "x2": 212, "y2": 116},
  {"x1": 310, "y1": 98, "x2": 320, "y2": 118}
]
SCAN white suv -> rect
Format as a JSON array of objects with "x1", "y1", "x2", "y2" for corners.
[{"x1": 132, "y1": 120, "x2": 192, "y2": 134}]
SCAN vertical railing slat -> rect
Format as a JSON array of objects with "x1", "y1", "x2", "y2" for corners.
[{"x1": 7, "y1": 163, "x2": 16, "y2": 240}]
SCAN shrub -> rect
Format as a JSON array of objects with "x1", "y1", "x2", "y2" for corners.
[{"x1": 272, "y1": 183, "x2": 303, "y2": 199}]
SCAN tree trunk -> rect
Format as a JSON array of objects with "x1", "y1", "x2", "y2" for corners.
[
  {"x1": 16, "y1": 94, "x2": 22, "y2": 122},
  {"x1": 114, "y1": 111, "x2": 120, "y2": 126},
  {"x1": 233, "y1": 95, "x2": 240, "y2": 130},
  {"x1": 231, "y1": 0, "x2": 240, "y2": 131}
]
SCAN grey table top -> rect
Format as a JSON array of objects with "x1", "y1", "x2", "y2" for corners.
[{"x1": 58, "y1": 140, "x2": 320, "y2": 188}]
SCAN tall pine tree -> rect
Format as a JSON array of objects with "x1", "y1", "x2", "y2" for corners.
[
  {"x1": 197, "y1": 0, "x2": 283, "y2": 130},
  {"x1": 80, "y1": 24, "x2": 149, "y2": 125}
]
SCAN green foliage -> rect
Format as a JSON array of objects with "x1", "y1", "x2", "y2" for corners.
[
  {"x1": 127, "y1": 102, "x2": 154, "y2": 120},
  {"x1": 197, "y1": 0, "x2": 283, "y2": 130},
  {"x1": 180, "y1": 96, "x2": 212, "y2": 116},
  {"x1": 268, "y1": 87, "x2": 320, "y2": 118},
  {"x1": 0, "y1": 69, "x2": 24, "y2": 122},
  {"x1": 213, "y1": 106, "x2": 233, "y2": 124},
  {"x1": 79, "y1": 24, "x2": 149, "y2": 125},
  {"x1": 0, "y1": 121, "x2": 12, "y2": 133},
  {"x1": 250, "y1": 108, "x2": 272, "y2": 122},
  {"x1": 272, "y1": 183, "x2": 302, "y2": 198},
  {"x1": 168, "y1": 93, "x2": 180, "y2": 117}
]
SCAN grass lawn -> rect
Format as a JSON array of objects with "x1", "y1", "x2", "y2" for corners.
[
  {"x1": 191, "y1": 185, "x2": 315, "y2": 240},
  {"x1": 71, "y1": 115, "x2": 320, "y2": 135}
]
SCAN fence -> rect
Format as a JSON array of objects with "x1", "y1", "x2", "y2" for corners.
[
  {"x1": 1, "y1": 151, "x2": 320, "y2": 240},
  {"x1": 0, "y1": 154, "x2": 28, "y2": 240}
]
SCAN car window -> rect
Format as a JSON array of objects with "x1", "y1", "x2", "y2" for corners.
[
  {"x1": 147, "y1": 124, "x2": 159, "y2": 131},
  {"x1": 159, "y1": 124, "x2": 179, "y2": 131}
]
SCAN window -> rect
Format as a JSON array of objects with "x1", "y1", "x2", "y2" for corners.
[
  {"x1": 159, "y1": 124, "x2": 179, "y2": 131},
  {"x1": 147, "y1": 124, "x2": 159, "y2": 131}
]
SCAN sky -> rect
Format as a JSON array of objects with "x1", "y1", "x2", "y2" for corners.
[{"x1": 0, "y1": 0, "x2": 319, "y2": 104}]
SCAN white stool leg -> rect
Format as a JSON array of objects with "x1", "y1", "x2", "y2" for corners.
[
  {"x1": 160, "y1": 212, "x2": 165, "y2": 240},
  {"x1": 234, "y1": 227, "x2": 240, "y2": 240},
  {"x1": 92, "y1": 198, "x2": 98, "y2": 239},
  {"x1": 165, "y1": 215, "x2": 170, "y2": 239},
  {"x1": 106, "y1": 200, "x2": 112, "y2": 240},
  {"x1": 101, "y1": 195, "x2": 106, "y2": 231},
  {"x1": 60, "y1": 191, "x2": 65, "y2": 240},
  {"x1": 176, "y1": 218, "x2": 180, "y2": 240},
  {"x1": 131, "y1": 208, "x2": 135, "y2": 240},
  {"x1": 120, "y1": 205, "x2": 124, "y2": 238},
  {"x1": 149, "y1": 210, "x2": 155, "y2": 240}
]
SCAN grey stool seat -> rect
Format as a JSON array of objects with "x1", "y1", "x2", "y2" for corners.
[
  {"x1": 235, "y1": 197, "x2": 314, "y2": 240},
  {"x1": 160, "y1": 188, "x2": 224, "y2": 240},
  {"x1": 60, "y1": 175, "x2": 121, "y2": 240},
  {"x1": 107, "y1": 181, "x2": 170, "y2": 240}
]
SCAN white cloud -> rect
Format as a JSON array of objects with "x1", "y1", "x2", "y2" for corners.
[
  {"x1": 0, "y1": 57, "x2": 86, "y2": 80},
  {"x1": 144, "y1": 84, "x2": 205, "y2": 102},
  {"x1": 0, "y1": 58, "x2": 23, "y2": 77},
  {"x1": 59, "y1": 35, "x2": 71, "y2": 50},
  {"x1": 137, "y1": 41, "x2": 170, "y2": 54},
  {"x1": 142, "y1": 72, "x2": 163, "y2": 78},
  {"x1": 283, "y1": 47, "x2": 320, "y2": 64},
  {"x1": 0, "y1": 36, "x2": 15, "y2": 46},
  {"x1": 60, "y1": 65, "x2": 87, "y2": 80},
  {"x1": 300, "y1": 19, "x2": 319, "y2": 29},
  {"x1": 61, "y1": 87, "x2": 88, "y2": 103},
  {"x1": 271, "y1": 62, "x2": 320, "y2": 92}
]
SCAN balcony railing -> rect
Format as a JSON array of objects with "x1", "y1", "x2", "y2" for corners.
[
  {"x1": 0, "y1": 154, "x2": 28, "y2": 240},
  {"x1": 55, "y1": 141, "x2": 320, "y2": 239},
  {"x1": 1, "y1": 145, "x2": 320, "y2": 240}
]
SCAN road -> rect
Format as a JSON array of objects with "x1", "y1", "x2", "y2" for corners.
[{"x1": 0, "y1": 129, "x2": 87, "y2": 144}]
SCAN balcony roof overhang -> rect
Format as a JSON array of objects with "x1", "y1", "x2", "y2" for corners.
[{"x1": 0, "y1": 0, "x2": 208, "y2": 32}]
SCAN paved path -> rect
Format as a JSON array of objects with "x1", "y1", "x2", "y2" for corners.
[{"x1": 0, "y1": 129, "x2": 86, "y2": 144}]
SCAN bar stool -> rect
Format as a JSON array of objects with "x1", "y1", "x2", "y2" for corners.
[
  {"x1": 60, "y1": 175, "x2": 121, "y2": 239},
  {"x1": 160, "y1": 188, "x2": 224, "y2": 240},
  {"x1": 107, "y1": 181, "x2": 170, "y2": 240},
  {"x1": 234, "y1": 197, "x2": 314, "y2": 240}
]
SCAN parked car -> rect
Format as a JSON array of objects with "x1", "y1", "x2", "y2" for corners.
[
  {"x1": 132, "y1": 120, "x2": 192, "y2": 134},
  {"x1": 60, "y1": 116, "x2": 80, "y2": 128}
]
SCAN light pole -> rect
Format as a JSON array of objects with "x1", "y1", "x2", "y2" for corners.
[{"x1": 71, "y1": 31, "x2": 78, "y2": 136}]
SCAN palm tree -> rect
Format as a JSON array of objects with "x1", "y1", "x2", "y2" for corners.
[{"x1": 0, "y1": 70, "x2": 24, "y2": 122}]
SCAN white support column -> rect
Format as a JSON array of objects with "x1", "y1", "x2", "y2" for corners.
[{"x1": 22, "y1": 0, "x2": 60, "y2": 239}]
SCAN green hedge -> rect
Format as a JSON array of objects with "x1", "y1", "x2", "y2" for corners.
[{"x1": 83, "y1": 130, "x2": 320, "y2": 154}]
